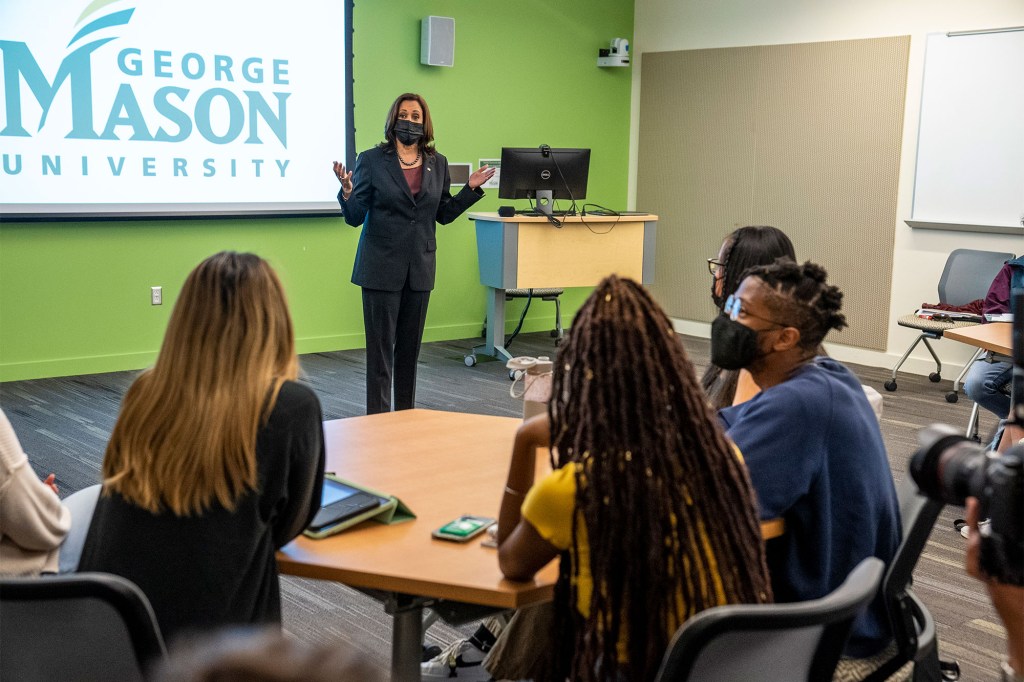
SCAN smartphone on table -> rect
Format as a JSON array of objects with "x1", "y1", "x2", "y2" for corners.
[{"x1": 432, "y1": 515, "x2": 496, "y2": 542}]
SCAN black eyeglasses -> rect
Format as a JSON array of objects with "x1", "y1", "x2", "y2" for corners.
[
  {"x1": 723, "y1": 294, "x2": 785, "y2": 327},
  {"x1": 707, "y1": 258, "x2": 726, "y2": 276}
]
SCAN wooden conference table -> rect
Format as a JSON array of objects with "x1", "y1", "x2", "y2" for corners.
[
  {"x1": 277, "y1": 409, "x2": 783, "y2": 682},
  {"x1": 944, "y1": 322, "x2": 1011, "y2": 356}
]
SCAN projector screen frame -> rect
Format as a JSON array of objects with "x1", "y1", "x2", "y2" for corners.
[{"x1": 0, "y1": 0, "x2": 356, "y2": 222}]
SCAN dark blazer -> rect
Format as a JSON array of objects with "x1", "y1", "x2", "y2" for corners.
[{"x1": 339, "y1": 145, "x2": 483, "y2": 291}]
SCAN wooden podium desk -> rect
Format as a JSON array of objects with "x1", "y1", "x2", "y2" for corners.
[{"x1": 467, "y1": 212, "x2": 658, "y2": 363}]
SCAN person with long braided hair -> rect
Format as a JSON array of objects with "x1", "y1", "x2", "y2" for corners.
[
  {"x1": 494, "y1": 275, "x2": 772, "y2": 682},
  {"x1": 713, "y1": 260, "x2": 902, "y2": 680}
]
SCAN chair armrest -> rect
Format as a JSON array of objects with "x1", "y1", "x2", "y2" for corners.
[{"x1": 906, "y1": 588, "x2": 937, "y2": 662}]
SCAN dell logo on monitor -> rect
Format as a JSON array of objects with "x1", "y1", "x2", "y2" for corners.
[{"x1": 540, "y1": 169, "x2": 551, "y2": 180}]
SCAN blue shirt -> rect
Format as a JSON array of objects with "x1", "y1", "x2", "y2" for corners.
[{"x1": 720, "y1": 357, "x2": 901, "y2": 657}]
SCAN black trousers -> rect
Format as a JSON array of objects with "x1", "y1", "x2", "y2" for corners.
[{"x1": 361, "y1": 283, "x2": 431, "y2": 415}]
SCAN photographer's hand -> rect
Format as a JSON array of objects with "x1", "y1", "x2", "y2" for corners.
[
  {"x1": 997, "y1": 423, "x2": 1024, "y2": 453},
  {"x1": 966, "y1": 497, "x2": 1024, "y2": 676}
]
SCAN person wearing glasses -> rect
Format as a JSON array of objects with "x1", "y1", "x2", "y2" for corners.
[
  {"x1": 713, "y1": 260, "x2": 902, "y2": 680},
  {"x1": 703, "y1": 226, "x2": 796, "y2": 409}
]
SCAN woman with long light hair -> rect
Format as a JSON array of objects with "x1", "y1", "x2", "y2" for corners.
[{"x1": 80, "y1": 251, "x2": 325, "y2": 640}]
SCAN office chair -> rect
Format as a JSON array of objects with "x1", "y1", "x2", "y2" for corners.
[
  {"x1": 481, "y1": 288, "x2": 564, "y2": 349},
  {"x1": 884, "y1": 249, "x2": 1014, "y2": 395},
  {"x1": 861, "y1": 476, "x2": 959, "y2": 681},
  {"x1": 653, "y1": 557, "x2": 884, "y2": 682},
  {"x1": 0, "y1": 572, "x2": 167, "y2": 682},
  {"x1": 57, "y1": 483, "x2": 102, "y2": 573}
]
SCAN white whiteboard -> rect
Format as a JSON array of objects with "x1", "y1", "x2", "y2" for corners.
[{"x1": 911, "y1": 30, "x2": 1024, "y2": 230}]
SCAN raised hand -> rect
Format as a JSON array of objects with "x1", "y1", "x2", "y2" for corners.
[
  {"x1": 468, "y1": 165, "x2": 496, "y2": 190},
  {"x1": 333, "y1": 161, "x2": 353, "y2": 198},
  {"x1": 42, "y1": 473, "x2": 58, "y2": 495}
]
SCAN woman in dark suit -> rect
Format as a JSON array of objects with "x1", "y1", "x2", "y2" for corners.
[{"x1": 334, "y1": 93, "x2": 494, "y2": 414}]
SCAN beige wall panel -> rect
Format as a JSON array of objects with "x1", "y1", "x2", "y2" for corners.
[{"x1": 638, "y1": 36, "x2": 910, "y2": 351}]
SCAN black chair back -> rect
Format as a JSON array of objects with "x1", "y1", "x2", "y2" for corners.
[
  {"x1": 0, "y1": 572, "x2": 166, "y2": 682},
  {"x1": 861, "y1": 476, "x2": 945, "y2": 682},
  {"x1": 654, "y1": 557, "x2": 884, "y2": 682}
]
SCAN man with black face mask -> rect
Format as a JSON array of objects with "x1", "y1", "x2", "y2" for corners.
[{"x1": 714, "y1": 260, "x2": 903, "y2": 680}]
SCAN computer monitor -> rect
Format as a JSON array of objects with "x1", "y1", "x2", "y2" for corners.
[{"x1": 498, "y1": 146, "x2": 590, "y2": 215}]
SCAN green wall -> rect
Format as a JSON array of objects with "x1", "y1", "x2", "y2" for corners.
[{"x1": 0, "y1": 0, "x2": 634, "y2": 381}]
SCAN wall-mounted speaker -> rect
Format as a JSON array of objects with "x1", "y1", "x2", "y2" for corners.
[{"x1": 421, "y1": 16, "x2": 455, "y2": 67}]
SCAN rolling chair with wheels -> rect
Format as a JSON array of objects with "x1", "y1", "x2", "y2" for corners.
[
  {"x1": 653, "y1": 557, "x2": 884, "y2": 682},
  {"x1": 467, "y1": 288, "x2": 564, "y2": 370},
  {"x1": 481, "y1": 288, "x2": 564, "y2": 343},
  {"x1": 944, "y1": 347, "x2": 985, "y2": 405},
  {"x1": 884, "y1": 248, "x2": 1014, "y2": 395}
]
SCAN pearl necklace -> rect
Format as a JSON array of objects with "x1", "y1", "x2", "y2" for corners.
[{"x1": 398, "y1": 147, "x2": 421, "y2": 167}]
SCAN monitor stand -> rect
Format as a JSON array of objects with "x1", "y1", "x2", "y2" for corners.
[{"x1": 534, "y1": 190, "x2": 554, "y2": 216}]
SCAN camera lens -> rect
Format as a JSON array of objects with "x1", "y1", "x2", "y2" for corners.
[
  {"x1": 937, "y1": 440, "x2": 991, "y2": 504},
  {"x1": 910, "y1": 428, "x2": 989, "y2": 505}
]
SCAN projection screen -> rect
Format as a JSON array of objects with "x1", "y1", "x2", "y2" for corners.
[{"x1": 0, "y1": 0, "x2": 354, "y2": 219}]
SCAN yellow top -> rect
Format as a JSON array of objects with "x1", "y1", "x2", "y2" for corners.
[{"x1": 521, "y1": 462, "x2": 731, "y2": 662}]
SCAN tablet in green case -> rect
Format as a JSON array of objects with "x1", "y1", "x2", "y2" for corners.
[{"x1": 303, "y1": 474, "x2": 416, "y2": 539}]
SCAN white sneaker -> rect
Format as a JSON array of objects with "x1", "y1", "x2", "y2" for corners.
[
  {"x1": 420, "y1": 638, "x2": 491, "y2": 680},
  {"x1": 960, "y1": 518, "x2": 991, "y2": 539}
]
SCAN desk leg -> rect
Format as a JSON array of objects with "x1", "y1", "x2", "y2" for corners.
[
  {"x1": 388, "y1": 594, "x2": 425, "y2": 682},
  {"x1": 472, "y1": 287, "x2": 513, "y2": 363}
]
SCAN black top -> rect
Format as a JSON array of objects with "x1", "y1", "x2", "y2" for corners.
[
  {"x1": 338, "y1": 145, "x2": 483, "y2": 292},
  {"x1": 79, "y1": 380, "x2": 325, "y2": 641}
]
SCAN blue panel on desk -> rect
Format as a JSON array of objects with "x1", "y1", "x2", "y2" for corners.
[{"x1": 475, "y1": 219, "x2": 519, "y2": 289}]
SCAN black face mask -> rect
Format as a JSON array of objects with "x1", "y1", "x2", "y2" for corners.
[
  {"x1": 710, "y1": 315, "x2": 763, "y2": 370},
  {"x1": 711, "y1": 283, "x2": 726, "y2": 310},
  {"x1": 394, "y1": 120, "x2": 423, "y2": 146}
]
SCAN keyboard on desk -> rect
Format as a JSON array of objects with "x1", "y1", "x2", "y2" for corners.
[{"x1": 515, "y1": 210, "x2": 577, "y2": 217}]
